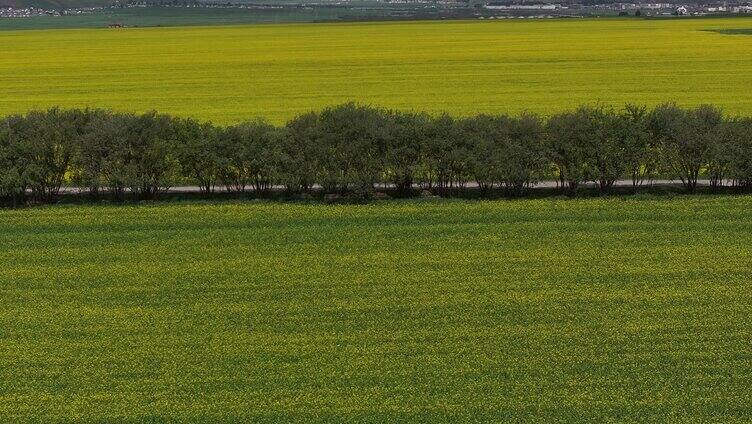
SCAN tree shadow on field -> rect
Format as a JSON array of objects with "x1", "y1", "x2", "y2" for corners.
[{"x1": 702, "y1": 28, "x2": 752, "y2": 36}]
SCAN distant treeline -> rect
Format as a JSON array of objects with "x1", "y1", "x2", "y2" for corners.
[{"x1": 1, "y1": 102, "x2": 751, "y2": 206}]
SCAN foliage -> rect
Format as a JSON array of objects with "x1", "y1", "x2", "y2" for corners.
[
  {"x1": 316, "y1": 103, "x2": 390, "y2": 197},
  {"x1": 722, "y1": 118, "x2": 752, "y2": 190},
  {"x1": 649, "y1": 103, "x2": 724, "y2": 193},
  {"x1": 219, "y1": 120, "x2": 282, "y2": 194},
  {"x1": 423, "y1": 114, "x2": 469, "y2": 193},
  {"x1": 546, "y1": 108, "x2": 591, "y2": 193},
  {"x1": 384, "y1": 111, "x2": 430, "y2": 197},
  {"x1": 2, "y1": 102, "x2": 752, "y2": 206},
  {"x1": 501, "y1": 113, "x2": 548, "y2": 195},
  {"x1": 617, "y1": 104, "x2": 658, "y2": 190},
  {"x1": 285, "y1": 112, "x2": 322, "y2": 194},
  {"x1": 463, "y1": 113, "x2": 547, "y2": 196},
  {"x1": 175, "y1": 117, "x2": 221, "y2": 195},
  {"x1": 121, "y1": 111, "x2": 182, "y2": 198}
]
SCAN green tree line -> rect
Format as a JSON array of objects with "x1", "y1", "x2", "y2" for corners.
[{"x1": 2, "y1": 102, "x2": 752, "y2": 206}]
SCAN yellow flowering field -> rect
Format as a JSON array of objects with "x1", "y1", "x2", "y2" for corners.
[
  {"x1": 1, "y1": 197, "x2": 751, "y2": 421},
  {"x1": 2, "y1": 18, "x2": 752, "y2": 123}
]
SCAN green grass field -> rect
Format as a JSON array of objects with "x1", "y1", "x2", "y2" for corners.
[
  {"x1": 2, "y1": 198, "x2": 751, "y2": 421},
  {"x1": 2, "y1": 18, "x2": 752, "y2": 123},
  {"x1": 0, "y1": 6, "x2": 365, "y2": 31}
]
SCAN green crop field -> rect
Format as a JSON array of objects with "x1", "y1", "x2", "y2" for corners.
[
  {"x1": 2, "y1": 18, "x2": 752, "y2": 124},
  {"x1": 1, "y1": 197, "x2": 751, "y2": 421},
  {"x1": 0, "y1": 7, "x2": 355, "y2": 31}
]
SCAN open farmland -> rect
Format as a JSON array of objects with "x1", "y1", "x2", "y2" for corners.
[
  {"x1": 1, "y1": 18, "x2": 752, "y2": 123},
  {"x1": 1, "y1": 198, "x2": 752, "y2": 421}
]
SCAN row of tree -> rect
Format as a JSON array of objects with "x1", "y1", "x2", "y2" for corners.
[{"x1": 2, "y1": 103, "x2": 752, "y2": 205}]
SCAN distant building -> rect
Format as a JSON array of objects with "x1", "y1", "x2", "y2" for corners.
[
  {"x1": 640, "y1": 3, "x2": 672, "y2": 9},
  {"x1": 485, "y1": 4, "x2": 559, "y2": 10}
]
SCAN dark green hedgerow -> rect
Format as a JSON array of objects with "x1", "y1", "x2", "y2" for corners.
[{"x1": 2, "y1": 102, "x2": 752, "y2": 206}]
